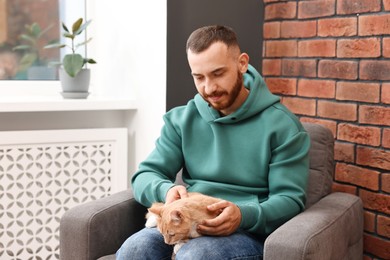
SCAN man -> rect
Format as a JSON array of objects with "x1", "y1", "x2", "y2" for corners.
[{"x1": 116, "y1": 25, "x2": 310, "y2": 259}]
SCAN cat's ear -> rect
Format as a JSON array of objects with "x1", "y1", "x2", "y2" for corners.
[
  {"x1": 148, "y1": 202, "x2": 164, "y2": 216},
  {"x1": 170, "y1": 210, "x2": 183, "y2": 224}
]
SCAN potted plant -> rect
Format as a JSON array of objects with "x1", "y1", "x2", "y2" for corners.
[
  {"x1": 13, "y1": 22, "x2": 57, "y2": 80},
  {"x1": 45, "y1": 18, "x2": 96, "y2": 98}
]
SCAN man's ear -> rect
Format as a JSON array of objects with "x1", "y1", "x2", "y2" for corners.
[{"x1": 238, "y1": 52, "x2": 249, "y2": 73}]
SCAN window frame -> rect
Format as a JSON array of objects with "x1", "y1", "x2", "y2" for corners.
[{"x1": 0, "y1": 0, "x2": 88, "y2": 97}]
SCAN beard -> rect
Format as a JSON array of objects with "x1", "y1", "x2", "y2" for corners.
[{"x1": 203, "y1": 70, "x2": 243, "y2": 112}]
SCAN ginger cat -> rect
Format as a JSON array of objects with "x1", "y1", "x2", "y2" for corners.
[{"x1": 145, "y1": 192, "x2": 222, "y2": 256}]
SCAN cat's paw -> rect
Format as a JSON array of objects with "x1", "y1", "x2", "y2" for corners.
[
  {"x1": 173, "y1": 242, "x2": 185, "y2": 254},
  {"x1": 145, "y1": 213, "x2": 157, "y2": 228}
]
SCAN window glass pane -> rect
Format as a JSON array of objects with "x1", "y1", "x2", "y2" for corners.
[{"x1": 0, "y1": 0, "x2": 85, "y2": 81}]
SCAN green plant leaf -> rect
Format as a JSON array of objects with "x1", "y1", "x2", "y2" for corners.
[
  {"x1": 72, "y1": 18, "x2": 83, "y2": 34},
  {"x1": 19, "y1": 53, "x2": 38, "y2": 71},
  {"x1": 63, "y1": 32, "x2": 74, "y2": 39},
  {"x1": 62, "y1": 22, "x2": 70, "y2": 33},
  {"x1": 75, "y1": 37, "x2": 93, "y2": 48},
  {"x1": 44, "y1": 43, "x2": 67, "y2": 49},
  {"x1": 19, "y1": 34, "x2": 36, "y2": 44},
  {"x1": 44, "y1": 42, "x2": 66, "y2": 49},
  {"x1": 63, "y1": 54, "x2": 84, "y2": 77},
  {"x1": 74, "y1": 20, "x2": 91, "y2": 35},
  {"x1": 30, "y1": 23, "x2": 41, "y2": 37},
  {"x1": 85, "y1": 58, "x2": 97, "y2": 64},
  {"x1": 12, "y1": 45, "x2": 32, "y2": 51}
]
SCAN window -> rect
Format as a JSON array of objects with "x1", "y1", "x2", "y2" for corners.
[{"x1": 0, "y1": 0, "x2": 85, "y2": 81}]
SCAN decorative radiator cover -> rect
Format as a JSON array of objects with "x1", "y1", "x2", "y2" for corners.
[{"x1": 0, "y1": 128, "x2": 128, "y2": 259}]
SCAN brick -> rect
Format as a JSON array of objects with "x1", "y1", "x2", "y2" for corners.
[
  {"x1": 265, "y1": 40, "x2": 297, "y2": 57},
  {"x1": 359, "y1": 14, "x2": 390, "y2": 36},
  {"x1": 336, "y1": 82, "x2": 380, "y2": 103},
  {"x1": 385, "y1": 0, "x2": 390, "y2": 11},
  {"x1": 282, "y1": 97, "x2": 316, "y2": 116},
  {"x1": 357, "y1": 146, "x2": 390, "y2": 170},
  {"x1": 264, "y1": 22, "x2": 280, "y2": 39},
  {"x1": 332, "y1": 182, "x2": 357, "y2": 194},
  {"x1": 300, "y1": 117, "x2": 337, "y2": 137},
  {"x1": 337, "y1": 0, "x2": 381, "y2": 15},
  {"x1": 265, "y1": 2, "x2": 296, "y2": 20},
  {"x1": 383, "y1": 128, "x2": 390, "y2": 149},
  {"x1": 364, "y1": 210, "x2": 376, "y2": 232},
  {"x1": 383, "y1": 173, "x2": 390, "y2": 193},
  {"x1": 360, "y1": 60, "x2": 390, "y2": 81},
  {"x1": 318, "y1": 100, "x2": 357, "y2": 121},
  {"x1": 360, "y1": 189, "x2": 390, "y2": 215},
  {"x1": 335, "y1": 162, "x2": 379, "y2": 190},
  {"x1": 318, "y1": 17, "x2": 357, "y2": 37},
  {"x1": 334, "y1": 141, "x2": 355, "y2": 163},
  {"x1": 265, "y1": 78, "x2": 297, "y2": 95},
  {"x1": 298, "y1": 0, "x2": 335, "y2": 19},
  {"x1": 382, "y1": 83, "x2": 390, "y2": 104},
  {"x1": 298, "y1": 79, "x2": 335, "y2": 98},
  {"x1": 378, "y1": 215, "x2": 390, "y2": 238},
  {"x1": 282, "y1": 59, "x2": 316, "y2": 77},
  {"x1": 364, "y1": 229, "x2": 390, "y2": 259},
  {"x1": 281, "y1": 20, "x2": 317, "y2": 38},
  {"x1": 383, "y1": 38, "x2": 390, "y2": 57},
  {"x1": 319, "y1": 60, "x2": 358, "y2": 80},
  {"x1": 298, "y1": 39, "x2": 336, "y2": 57},
  {"x1": 262, "y1": 59, "x2": 281, "y2": 76},
  {"x1": 359, "y1": 105, "x2": 390, "y2": 126},
  {"x1": 337, "y1": 123, "x2": 381, "y2": 146},
  {"x1": 337, "y1": 38, "x2": 381, "y2": 58}
]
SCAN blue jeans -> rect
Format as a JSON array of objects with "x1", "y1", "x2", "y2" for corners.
[{"x1": 116, "y1": 227, "x2": 264, "y2": 260}]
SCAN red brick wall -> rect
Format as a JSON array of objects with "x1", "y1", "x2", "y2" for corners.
[
  {"x1": 262, "y1": 0, "x2": 390, "y2": 259},
  {"x1": 4, "y1": 0, "x2": 59, "y2": 57}
]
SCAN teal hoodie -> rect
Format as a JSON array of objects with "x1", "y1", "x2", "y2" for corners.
[{"x1": 132, "y1": 65, "x2": 310, "y2": 236}]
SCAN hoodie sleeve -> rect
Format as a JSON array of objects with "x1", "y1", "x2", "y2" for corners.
[
  {"x1": 131, "y1": 114, "x2": 184, "y2": 207},
  {"x1": 237, "y1": 130, "x2": 310, "y2": 235}
]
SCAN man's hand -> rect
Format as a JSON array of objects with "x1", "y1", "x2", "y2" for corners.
[
  {"x1": 165, "y1": 185, "x2": 188, "y2": 204},
  {"x1": 197, "y1": 200, "x2": 241, "y2": 236}
]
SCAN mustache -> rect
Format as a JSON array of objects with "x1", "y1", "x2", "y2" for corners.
[{"x1": 204, "y1": 91, "x2": 227, "y2": 98}]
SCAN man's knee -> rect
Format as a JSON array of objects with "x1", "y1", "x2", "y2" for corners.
[{"x1": 116, "y1": 228, "x2": 172, "y2": 259}]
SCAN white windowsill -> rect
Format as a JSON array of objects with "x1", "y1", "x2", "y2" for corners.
[
  {"x1": 0, "y1": 96, "x2": 138, "y2": 112},
  {"x1": 0, "y1": 81, "x2": 137, "y2": 112}
]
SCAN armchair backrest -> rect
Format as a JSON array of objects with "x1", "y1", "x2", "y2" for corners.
[{"x1": 302, "y1": 122, "x2": 335, "y2": 208}]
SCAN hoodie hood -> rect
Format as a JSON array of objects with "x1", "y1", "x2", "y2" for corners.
[{"x1": 194, "y1": 64, "x2": 280, "y2": 124}]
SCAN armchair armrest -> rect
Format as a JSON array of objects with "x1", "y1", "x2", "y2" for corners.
[
  {"x1": 264, "y1": 192, "x2": 363, "y2": 260},
  {"x1": 60, "y1": 189, "x2": 147, "y2": 260}
]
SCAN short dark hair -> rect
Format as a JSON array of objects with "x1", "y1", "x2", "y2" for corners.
[{"x1": 186, "y1": 25, "x2": 240, "y2": 53}]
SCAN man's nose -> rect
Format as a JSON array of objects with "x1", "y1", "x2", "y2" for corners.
[{"x1": 204, "y1": 78, "x2": 217, "y2": 95}]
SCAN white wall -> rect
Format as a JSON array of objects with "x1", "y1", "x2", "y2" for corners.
[{"x1": 87, "y1": 0, "x2": 168, "y2": 177}]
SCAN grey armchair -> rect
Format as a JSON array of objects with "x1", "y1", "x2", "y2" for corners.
[{"x1": 60, "y1": 123, "x2": 363, "y2": 260}]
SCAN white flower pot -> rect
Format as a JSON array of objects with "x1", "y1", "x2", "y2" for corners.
[{"x1": 59, "y1": 68, "x2": 90, "y2": 99}]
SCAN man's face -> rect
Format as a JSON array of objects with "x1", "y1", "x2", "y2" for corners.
[{"x1": 187, "y1": 42, "x2": 248, "y2": 115}]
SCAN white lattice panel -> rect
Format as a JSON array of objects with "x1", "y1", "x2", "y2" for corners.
[{"x1": 0, "y1": 128, "x2": 128, "y2": 260}]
